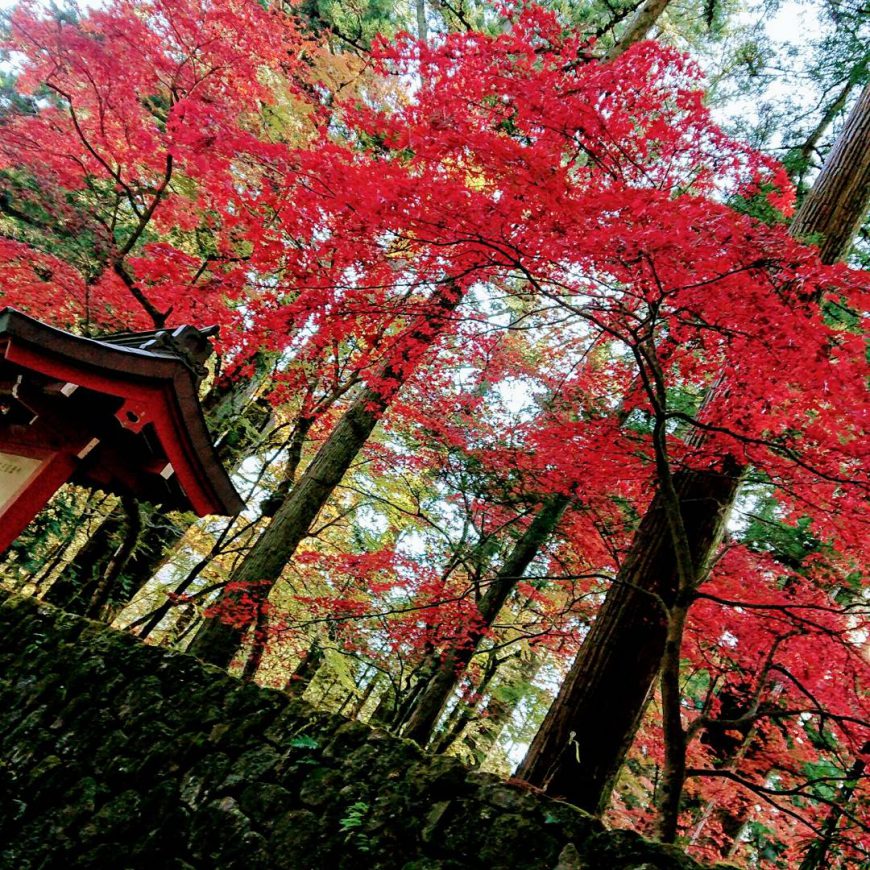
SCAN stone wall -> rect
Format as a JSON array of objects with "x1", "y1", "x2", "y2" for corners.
[{"x1": 0, "y1": 591, "x2": 709, "y2": 869}]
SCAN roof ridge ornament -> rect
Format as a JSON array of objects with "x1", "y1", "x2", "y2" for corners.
[{"x1": 99, "y1": 323, "x2": 220, "y2": 383}]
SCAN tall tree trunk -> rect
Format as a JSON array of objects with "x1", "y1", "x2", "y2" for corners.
[
  {"x1": 653, "y1": 597, "x2": 691, "y2": 841},
  {"x1": 187, "y1": 282, "x2": 462, "y2": 668},
  {"x1": 516, "y1": 83, "x2": 870, "y2": 815},
  {"x1": 367, "y1": 684, "x2": 398, "y2": 727},
  {"x1": 605, "y1": 0, "x2": 672, "y2": 61},
  {"x1": 515, "y1": 463, "x2": 741, "y2": 811},
  {"x1": 401, "y1": 493, "x2": 569, "y2": 745},
  {"x1": 791, "y1": 77, "x2": 856, "y2": 185},
  {"x1": 790, "y1": 81, "x2": 870, "y2": 265}
]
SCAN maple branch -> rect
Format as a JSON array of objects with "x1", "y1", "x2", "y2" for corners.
[
  {"x1": 768, "y1": 663, "x2": 870, "y2": 733},
  {"x1": 694, "y1": 590, "x2": 869, "y2": 619},
  {"x1": 666, "y1": 412, "x2": 868, "y2": 490},
  {"x1": 684, "y1": 769, "x2": 870, "y2": 838},
  {"x1": 592, "y1": 0, "x2": 645, "y2": 42},
  {"x1": 687, "y1": 634, "x2": 793, "y2": 740},
  {"x1": 46, "y1": 83, "x2": 142, "y2": 216},
  {"x1": 111, "y1": 259, "x2": 170, "y2": 329},
  {"x1": 434, "y1": 0, "x2": 475, "y2": 32},
  {"x1": 117, "y1": 153, "x2": 174, "y2": 258}
]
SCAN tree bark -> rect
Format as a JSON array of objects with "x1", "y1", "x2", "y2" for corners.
[
  {"x1": 515, "y1": 462, "x2": 741, "y2": 811},
  {"x1": 654, "y1": 597, "x2": 691, "y2": 841},
  {"x1": 791, "y1": 78, "x2": 856, "y2": 185},
  {"x1": 401, "y1": 492, "x2": 569, "y2": 745},
  {"x1": 790, "y1": 81, "x2": 870, "y2": 266},
  {"x1": 605, "y1": 0, "x2": 672, "y2": 61},
  {"x1": 516, "y1": 83, "x2": 870, "y2": 816},
  {"x1": 187, "y1": 282, "x2": 462, "y2": 668},
  {"x1": 349, "y1": 670, "x2": 383, "y2": 719}
]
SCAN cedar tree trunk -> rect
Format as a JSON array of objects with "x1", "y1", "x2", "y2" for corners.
[
  {"x1": 516, "y1": 81, "x2": 870, "y2": 813},
  {"x1": 187, "y1": 282, "x2": 462, "y2": 668},
  {"x1": 401, "y1": 493, "x2": 569, "y2": 744},
  {"x1": 515, "y1": 462, "x2": 741, "y2": 810}
]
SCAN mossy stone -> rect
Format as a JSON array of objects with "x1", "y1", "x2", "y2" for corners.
[
  {"x1": 238, "y1": 782, "x2": 294, "y2": 826},
  {"x1": 299, "y1": 766, "x2": 343, "y2": 808},
  {"x1": 271, "y1": 808, "x2": 326, "y2": 866},
  {"x1": 0, "y1": 592, "x2": 718, "y2": 870},
  {"x1": 578, "y1": 829, "x2": 704, "y2": 870}
]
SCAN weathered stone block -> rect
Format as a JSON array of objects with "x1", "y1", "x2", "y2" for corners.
[{"x1": 0, "y1": 592, "x2": 715, "y2": 870}]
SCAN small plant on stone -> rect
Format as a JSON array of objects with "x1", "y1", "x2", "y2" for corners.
[{"x1": 339, "y1": 800, "x2": 372, "y2": 853}]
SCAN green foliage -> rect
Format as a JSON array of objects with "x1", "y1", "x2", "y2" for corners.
[
  {"x1": 727, "y1": 184, "x2": 790, "y2": 226},
  {"x1": 295, "y1": 0, "x2": 401, "y2": 46},
  {"x1": 741, "y1": 497, "x2": 821, "y2": 572},
  {"x1": 1, "y1": 488, "x2": 90, "y2": 591},
  {"x1": 288, "y1": 734, "x2": 320, "y2": 750},
  {"x1": 338, "y1": 799, "x2": 372, "y2": 852}
]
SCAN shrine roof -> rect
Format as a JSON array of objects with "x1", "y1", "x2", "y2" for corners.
[{"x1": 0, "y1": 308, "x2": 245, "y2": 517}]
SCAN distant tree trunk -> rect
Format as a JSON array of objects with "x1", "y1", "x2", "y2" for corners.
[
  {"x1": 401, "y1": 493, "x2": 569, "y2": 745},
  {"x1": 605, "y1": 0, "x2": 672, "y2": 60},
  {"x1": 349, "y1": 670, "x2": 383, "y2": 719},
  {"x1": 430, "y1": 650, "x2": 504, "y2": 754},
  {"x1": 414, "y1": 0, "x2": 427, "y2": 42},
  {"x1": 688, "y1": 682, "x2": 784, "y2": 855},
  {"x1": 368, "y1": 684, "x2": 398, "y2": 727},
  {"x1": 187, "y1": 282, "x2": 463, "y2": 668},
  {"x1": 465, "y1": 654, "x2": 543, "y2": 767},
  {"x1": 284, "y1": 640, "x2": 324, "y2": 697},
  {"x1": 43, "y1": 501, "x2": 171, "y2": 616},
  {"x1": 387, "y1": 655, "x2": 435, "y2": 730},
  {"x1": 259, "y1": 416, "x2": 313, "y2": 518},
  {"x1": 516, "y1": 84, "x2": 870, "y2": 815},
  {"x1": 42, "y1": 501, "x2": 128, "y2": 613},
  {"x1": 241, "y1": 601, "x2": 270, "y2": 682},
  {"x1": 27, "y1": 494, "x2": 105, "y2": 595},
  {"x1": 161, "y1": 601, "x2": 197, "y2": 647},
  {"x1": 431, "y1": 697, "x2": 477, "y2": 755},
  {"x1": 798, "y1": 741, "x2": 869, "y2": 870},
  {"x1": 84, "y1": 495, "x2": 142, "y2": 619}
]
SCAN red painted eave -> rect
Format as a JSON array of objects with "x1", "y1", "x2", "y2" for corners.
[{"x1": 0, "y1": 308, "x2": 244, "y2": 517}]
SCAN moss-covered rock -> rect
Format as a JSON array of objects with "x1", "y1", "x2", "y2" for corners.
[{"x1": 0, "y1": 590, "x2": 716, "y2": 870}]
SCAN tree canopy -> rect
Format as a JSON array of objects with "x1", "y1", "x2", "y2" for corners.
[{"x1": 1, "y1": 0, "x2": 867, "y2": 866}]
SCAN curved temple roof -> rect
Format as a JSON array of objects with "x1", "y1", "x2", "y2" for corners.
[{"x1": 0, "y1": 307, "x2": 244, "y2": 518}]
